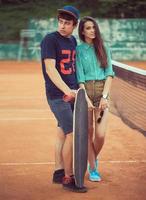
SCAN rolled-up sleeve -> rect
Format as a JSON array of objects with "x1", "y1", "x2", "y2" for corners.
[
  {"x1": 75, "y1": 47, "x2": 85, "y2": 83},
  {"x1": 104, "y1": 46, "x2": 115, "y2": 78}
]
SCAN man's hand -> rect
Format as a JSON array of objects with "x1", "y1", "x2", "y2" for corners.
[{"x1": 63, "y1": 90, "x2": 77, "y2": 102}]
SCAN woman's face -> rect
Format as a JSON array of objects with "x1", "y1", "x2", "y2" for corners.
[{"x1": 82, "y1": 20, "x2": 96, "y2": 43}]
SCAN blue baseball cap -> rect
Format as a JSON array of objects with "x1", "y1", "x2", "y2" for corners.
[{"x1": 58, "y1": 5, "x2": 80, "y2": 20}]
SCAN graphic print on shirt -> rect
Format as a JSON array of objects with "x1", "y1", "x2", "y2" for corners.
[{"x1": 60, "y1": 49, "x2": 75, "y2": 75}]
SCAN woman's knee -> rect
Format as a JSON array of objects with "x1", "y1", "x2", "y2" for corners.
[{"x1": 95, "y1": 132, "x2": 105, "y2": 140}]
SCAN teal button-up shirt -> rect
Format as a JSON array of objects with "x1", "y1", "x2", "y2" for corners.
[{"x1": 76, "y1": 42, "x2": 114, "y2": 83}]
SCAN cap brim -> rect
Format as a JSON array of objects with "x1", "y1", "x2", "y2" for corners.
[{"x1": 57, "y1": 9, "x2": 78, "y2": 19}]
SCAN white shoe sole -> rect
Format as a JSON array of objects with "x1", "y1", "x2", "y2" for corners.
[{"x1": 89, "y1": 177, "x2": 101, "y2": 182}]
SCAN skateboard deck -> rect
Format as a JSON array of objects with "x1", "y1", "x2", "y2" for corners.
[{"x1": 73, "y1": 88, "x2": 88, "y2": 188}]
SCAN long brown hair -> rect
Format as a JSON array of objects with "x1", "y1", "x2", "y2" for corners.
[{"x1": 78, "y1": 16, "x2": 107, "y2": 68}]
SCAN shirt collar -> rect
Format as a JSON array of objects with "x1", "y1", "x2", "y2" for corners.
[{"x1": 82, "y1": 42, "x2": 93, "y2": 49}]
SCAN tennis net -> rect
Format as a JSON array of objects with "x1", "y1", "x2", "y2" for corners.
[{"x1": 110, "y1": 60, "x2": 146, "y2": 136}]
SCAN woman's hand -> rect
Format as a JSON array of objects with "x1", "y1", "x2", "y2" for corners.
[
  {"x1": 99, "y1": 97, "x2": 109, "y2": 110},
  {"x1": 86, "y1": 95, "x2": 95, "y2": 109},
  {"x1": 79, "y1": 85, "x2": 94, "y2": 109}
]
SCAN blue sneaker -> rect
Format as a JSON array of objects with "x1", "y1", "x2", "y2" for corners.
[
  {"x1": 88, "y1": 168, "x2": 101, "y2": 182},
  {"x1": 88, "y1": 161, "x2": 101, "y2": 182}
]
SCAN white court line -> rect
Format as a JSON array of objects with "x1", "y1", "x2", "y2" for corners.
[
  {"x1": 0, "y1": 160, "x2": 146, "y2": 166},
  {"x1": 0, "y1": 96, "x2": 44, "y2": 100},
  {"x1": 0, "y1": 162, "x2": 55, "y2": 166},
  {"x1": 0, "y1": 117, "x2": 54, "y2": 121},
  {"x1": 0, "y1": 109, "x2": 50, "y2": 112}
]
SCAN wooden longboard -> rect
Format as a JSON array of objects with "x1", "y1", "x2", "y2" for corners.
[{"x1": 73, "y1": 88, "x2": 88, "y2": 188}]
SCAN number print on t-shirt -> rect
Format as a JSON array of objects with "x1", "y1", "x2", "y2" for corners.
[{"x1": 60, "y1": 50, "x2": 75, "y2": 74}]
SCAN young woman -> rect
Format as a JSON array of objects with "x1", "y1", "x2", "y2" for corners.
[{"x1": 76, "y1": 16, "x2": 114, "y2": 182}]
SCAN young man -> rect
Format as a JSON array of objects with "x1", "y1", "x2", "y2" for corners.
[{"x1": 40, "y1": 6, "x2": 87, "y2": 193}]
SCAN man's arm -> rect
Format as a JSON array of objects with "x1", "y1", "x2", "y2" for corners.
[{"x1": 44, "y1": 58, "x2": 75, "y2": 96}]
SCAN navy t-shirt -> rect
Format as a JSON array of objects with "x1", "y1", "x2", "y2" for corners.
[{"x1": 41, "y1": 31, "x2": 78, "y2": 99}]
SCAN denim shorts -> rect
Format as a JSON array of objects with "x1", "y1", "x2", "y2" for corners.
[{"x1": 46, "y1": 97, "x2": 74, "y2": 135}]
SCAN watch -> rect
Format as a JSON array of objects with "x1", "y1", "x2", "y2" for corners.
[{"x1": 102, "y1": 94, "x2": 108, "y2": 99}]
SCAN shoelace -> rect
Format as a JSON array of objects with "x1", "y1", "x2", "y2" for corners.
[
  {"x1": 92, "y1": 170, "x2": 98, "y2": 175},
  {"x1": 90, "y1": 169, "x2": 100, "y2": 177}
]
